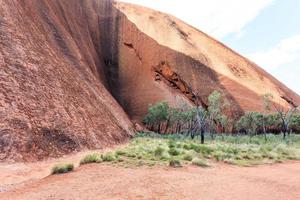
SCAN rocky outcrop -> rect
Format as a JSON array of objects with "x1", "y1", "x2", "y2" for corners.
[
  {"x1": 0, "y1": 0, "x2": 133, "y2": 161},
  {"x1": 114, "y1": 2, "x2": 300, "y2": 120},
  {"x1": 0, "y1": 0, "x2": 299, "y2": 161}
]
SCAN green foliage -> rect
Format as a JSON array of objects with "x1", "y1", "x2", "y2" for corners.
[
  {"x1": 80, "y1": 154, "x2": 102, "y2": 165},
  {"x1": 290, "y1": 113, "x2": 300, "y2": 130},
  {"x1": 208, "y1": 91, "x2": 222, "y2": 123},
  {"x1": 99, "y1": 133, "x2": 300, "y2": 168},
  {"x1": 168, "y1": 140, "x2": 176, "y2": 148},
  {"x1": 208, "y1": 91, "x2": 229, "y2": 134},
  {"x1": 115, "y1": 150, "x2": 127, "y2": 156},
  {"x1": 102, "y1": 152, "x2": 116, "y2": 162},
  {"x1": 51, "y1": 163, "x2": 74, "y2": 174},
  {"x1": 192, "y1": 158, "x2": 209, "y2": 167},
  {"x1": 168, "y1": 148, "x2": 180, "y2": 156},
  {"x1": 143, "y1": 102, "x2": 169, "y2": 132},
  {"x1": 237, "y1": 111, "x2": 263, "y2": 134},
  {"x1": 182, "y1": 153, "x2": 193, "y2": 161},
  {"x1": 154, "y1": 146, "x2": 165, "y2": 157},
  {"x1": 143, "y1": 92, "x2": 300, "y2": 137}
]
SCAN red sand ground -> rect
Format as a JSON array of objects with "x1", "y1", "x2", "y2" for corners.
[{"x1": 0, "y1": 151, "x2": 299, "y2": 200}]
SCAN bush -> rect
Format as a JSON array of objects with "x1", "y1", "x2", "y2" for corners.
[
  {"x1": 169, "y1": 159, "x2": 182, "y2": 168},
  {"x1": 193, "y1": 145, "x2": 213, "y2": 155},
  {"x1": 183, "y1": 144, "x2": 191, "y2": 150},
  {"x1": 51, "y1": 163, "x2": 74, "y2": 174},
  {"x1": 115, "y1": 150, "x2": 127, "y2": 156},
  {"x1": 102, "y1": 153, "x2": 116, "y2": 162},
  {"x1": 192, "y1": 158, "x2": 209, "y2": 167},
  {"x1": 80, "y1": 153, "x2": 102, "y2": 165},
  {"x1": 154, "y1": 147, "x2": 165, "y2": 157},
  {"x1": 168, "y1": 141, "x2": 176, "y2": 148},
  {"x1": 182, "y1": 154, "x2": 193, "y2": 161},
  {"x1": 213, "y1": 151, "x2": 225, "y2": 161},
  {"x1": 168, "y1": 148, "x2": 180, "y2": 156},
  {"x1": 160, "y1": 152, "x2": 171, "y2": 160}
]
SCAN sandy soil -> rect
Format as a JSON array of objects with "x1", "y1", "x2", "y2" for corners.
[{"x1": 0, "y1": 158, "x2": 299, "y2": 200}]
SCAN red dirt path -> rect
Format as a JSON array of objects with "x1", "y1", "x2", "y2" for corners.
[{"x1": 0, "y1": 161, "x2": 299, "y2": 200}]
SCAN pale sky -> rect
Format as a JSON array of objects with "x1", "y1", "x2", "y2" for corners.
[{"x1": 120, "y1": 0, "x2": 300, "y2": 95}]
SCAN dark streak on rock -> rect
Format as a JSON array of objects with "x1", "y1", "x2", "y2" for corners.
[
  {"x1": 123, "y1": 42, "x2": 142, "y2": 61},
  {"x1": 281, "y1": 96, "x2": 297, "y2": 108}
]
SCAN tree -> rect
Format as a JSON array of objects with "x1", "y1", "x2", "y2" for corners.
[
  {"x1": 143, "y1": 102, "x2": 169, "y2": 133},
  {"x1": 274, "y1": 106, "x2": 299, "y2": 138},
  {"x1": 195, "y1": 106, "x2": 208, "y2": 144},
  {"x1": 237, "y1": 112, "x2": 262, "y2": 136},
  {"x1": 207, "y1": 91, "x2": 228, "y2": 138},
  {"x1": 263, "y1": 94, "x2": 299, "y2": 138},
  {"x1": 261, "y1": 94, "x2": 272, "y2": 140},
  {"x1": 290, "y1": 113, "x2": 300, "y2": 132},
  {"x1": 218, "y1": 114, "x2": 228, "y2": 133}
]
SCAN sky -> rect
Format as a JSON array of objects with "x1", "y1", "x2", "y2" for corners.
[{"x1": 119, "y1": 0, "x2": 300, "y2": 95}]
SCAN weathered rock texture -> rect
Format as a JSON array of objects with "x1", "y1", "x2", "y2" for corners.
[
  {"x1": 0, "y1": 0, "x2": 134, "y2": 161},
  {"x1": 114, "y1": 2, "x2": 300, "y2": 119},
  {"x1": 0, "y1": 0, "x2": 299, "y2": 161}
]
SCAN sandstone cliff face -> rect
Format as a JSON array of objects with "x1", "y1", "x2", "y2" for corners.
[
  {"x1": 114, "y1": 2, "x2": 300, "y2": 120},
  {"x1": 0, "y1": 0, "x2": 134, "y2": 161},
  {"x1": 0, "y1": 0, "x2": 299, "y2": 161}
]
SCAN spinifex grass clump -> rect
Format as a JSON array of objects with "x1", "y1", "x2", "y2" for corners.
[
  {"x1": 51, "y1": 163, "x2": 74, "y2": 175},
  {"x1": 192, "y1": 158, "x2": 209, "y2": 167},
  {"x1": 102, "y1": 152, "x2": 117, "y2": 162},
  {"x1": 80, "y1": 153, "x2": 102, "y2": 165},
  {"x1": 182, "y1": 153, "x2": 193, "y2": 161},
  {"x1": 154, "y1": 146, "x2": 165, "y2": 157},
  {"x1": 101, "y1": 133, "x2": 300, "y2": 167}
]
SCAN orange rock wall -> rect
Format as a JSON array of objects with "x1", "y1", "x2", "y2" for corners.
[{"x1": 0, "y1": 0, "x2": 133, "y2": 161}]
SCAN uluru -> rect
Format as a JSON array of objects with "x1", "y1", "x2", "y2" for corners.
[
  {"x1": 0, "y1": 0, "x2": 299, "y2": 161},
  {"x1": 1, "y1": 0, "x2": 300, "y2": 199}
]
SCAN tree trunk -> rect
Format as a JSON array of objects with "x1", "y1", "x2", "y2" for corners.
[
  {"x1": 158, "y1": 123, "x2": 161, "y2": 134},
  {"x1": 263, "y1": 120, "x2": 267, "y2": 141},
  {"x1": 200, "y1": 128, "x2": 205, "y2": 144},
  {"x1": 164, "y1": 118, "x2": 170, "y2": 134}
]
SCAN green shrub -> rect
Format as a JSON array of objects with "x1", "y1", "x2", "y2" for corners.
[
  {"x1": 99, "y1": 133, "x2": 300, "y2": 167},
  {"x1": 51, "y1": 163, "x2": 74, "y2": 174},
  {"x1": 115, "y1": 150, "x2": 127, "y2": 156},
  {"x1": 169, "y1": 159, "x2": 182, "y2": 168},
  {"x1": 154, "y1": 147, "x2": 165, "y2": 157},
  {"x1": 126, "y1": 153, "x2": 137, "y2": 158},
  {"x1": 183, "y1": 144, "x2": 191, "y2": 150},
  {"x1": 160, "y1": 152, "x2": 171, "y2": 160},
  {"x1": 183, "y1": 154, "x2": 193, "y2": 161},
  {"x1": 168, "y1": 141, "x2": 176, "y2": 148},
  {"x1": 168, "y1": 148, "x2": 180, "y2": 156},
  {"x1": 213, "y1": 151, "x2": 225, "y2": 161},
  {"x1": 176, "y1": 143, "x2": 183, "y2": 148},
  {"x1": 102, "y1": 153, "x2": 116, "y2": 162},
  {"x1": 192, "y1": 158, "x2": 209, "y2": 167},
  {"x1": 193, "y1": 145, "x2": 214, "y2": 155},
  {"x1": 80, "y1": 153, "x2": 102, "y2": 165}
]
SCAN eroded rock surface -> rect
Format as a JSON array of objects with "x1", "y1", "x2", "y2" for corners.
[
  {"x1": 0, "y1": 0, "x2": 299, "y2": 161},
  {"x1": 0, "y1": 0, "x2": 134, "y2": 161}
]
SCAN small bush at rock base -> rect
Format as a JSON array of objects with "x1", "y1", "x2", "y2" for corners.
[
  {"x1": 80, "y1": 153, "x2": 102, "y2": 165},
  {"x1": 51, "y1": 163, "x2": 74, "y2": 175},
  {"x1": 192, "y1": 158, "x2": 209, "y2": 167}
]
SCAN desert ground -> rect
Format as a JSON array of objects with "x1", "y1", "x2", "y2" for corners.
[{"x1": 0, "y1": 148, "x2": 299, "y2": 200}]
